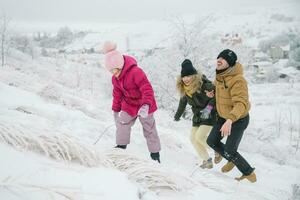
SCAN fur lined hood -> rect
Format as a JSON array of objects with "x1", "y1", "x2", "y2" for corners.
[{"x1": 176, "y1": 72, "x2": 203, "y2": 97}]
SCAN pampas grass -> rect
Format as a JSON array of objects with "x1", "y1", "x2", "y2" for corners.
[
  {"x1": 0, "y1": 123, "x2": 197, "y2": 192},
  {"x1": 105, "y1": 149, "x2": 196, "y2": 192},
  {"x1": 0, "y1": 123, "x2": 110, "y2": 167}
]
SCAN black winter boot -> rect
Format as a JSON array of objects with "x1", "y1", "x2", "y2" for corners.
[
  {"x1": 150, "y1": 152, "x2": 160, "y2": 163},
  {"x1": 115, "y1": 145, "x2": 127, "y2": 149}
]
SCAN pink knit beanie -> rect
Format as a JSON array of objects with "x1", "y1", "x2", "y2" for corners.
[{"x1": 102, "y1": 41, "x2": 124, "y2": 71}]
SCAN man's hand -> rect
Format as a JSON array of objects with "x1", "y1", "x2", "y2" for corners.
[
  {"x1": 220, "y1": 119, "x2": 232, "y2": 137},
  {"x1": 205, "y1": 90, "x2": 214, "y2": 98}
]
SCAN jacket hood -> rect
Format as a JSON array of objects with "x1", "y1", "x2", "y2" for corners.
[
  {"x1": 118, "y1": 55, "x2": 138, "y2": 79},
  {"x1": 216, "y1": 62, "x2": 243, "y2": 81}
]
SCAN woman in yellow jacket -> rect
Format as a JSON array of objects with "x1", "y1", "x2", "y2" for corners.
[{"x1": 206, "y1": 49, "x2": 256, "y2": 183}]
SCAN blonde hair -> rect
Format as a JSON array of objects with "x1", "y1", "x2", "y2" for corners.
[{"x1": 176, "y1": 72, "x2": 203, "y2": 97}]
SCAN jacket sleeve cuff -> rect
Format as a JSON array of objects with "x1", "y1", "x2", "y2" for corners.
[
  {"x1": 142, "y1": 99, "x2": 151, "y2": 107},
  {"x1": 112, "y1": 107, "x2": 121, "y2": 112},
  {"x1": 228, "y1": 114, "x2": 238, "y2": 122}
]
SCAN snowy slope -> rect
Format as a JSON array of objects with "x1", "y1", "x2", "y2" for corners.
[
  {"x1": 0, "y1": 144, "x2": 140, "y2": 200},
  {"x1": 1, "y1": 1, "x2": 300, "y2": 198},
  {"x1": 1, "y1": 47, "x2": 300, "y2": 200}
]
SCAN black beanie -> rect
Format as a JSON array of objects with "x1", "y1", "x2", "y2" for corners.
[
  {"x1": 217, "y1": 49, "x2": 237, "y2": 67},
  {"x1": 181, "y1": 59, "x2": 197, "y2": 77}
]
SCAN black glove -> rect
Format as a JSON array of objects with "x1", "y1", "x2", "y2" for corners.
[
  {"x1": 115, "y1": 144, "x2": 127, "y2": 149},
  {"x1": 174, "y1": 116, "x2": 180, "y2": 121},
  {"x1": 150, "y1": 152, "x2": 160, "y2": 163}
]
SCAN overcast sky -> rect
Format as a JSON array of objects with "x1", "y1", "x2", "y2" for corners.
[{"x1": 0, "y1": 0, "x2": 299, "y2": 22}]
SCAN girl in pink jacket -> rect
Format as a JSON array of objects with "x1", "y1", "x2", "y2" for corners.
[{"x1": 103, "y1": 41, "x2": 161, "y2": 163}]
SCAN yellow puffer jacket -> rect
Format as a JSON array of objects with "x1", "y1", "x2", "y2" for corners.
[{"x1": 215, "y1": 62, "x2": 250, "y2": 122}]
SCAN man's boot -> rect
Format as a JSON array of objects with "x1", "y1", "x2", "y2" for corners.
[
  {"x1": 235, "y1": 171, "x2": 257, "y2": 183},
  {"x1": 214, "y1": 152, "x2": 222, "y2": 164},
  {"x1": 221, "y1": 161, "x2": 235, "y2": 173}
]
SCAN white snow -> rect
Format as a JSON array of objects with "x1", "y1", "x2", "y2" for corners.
[
  {"x1": 0, "y1": 144, "x2": 140, "y2": 200},
  {"x1": 1, "y1": 49, "x2": 300, "y2": 199},
  {"x1": 1, "y1": 2, "x2": 300, "y2": 200}
]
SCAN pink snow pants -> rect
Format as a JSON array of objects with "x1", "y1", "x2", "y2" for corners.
[{"x1": 114, "y1": 111, "x2": 161, "y2": 153}]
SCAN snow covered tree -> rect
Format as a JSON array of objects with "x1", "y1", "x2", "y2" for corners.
[
  {"x1": 291, "y1": 47, "x2": 300, "y2": 62},
  {"x1": 0, "y1": 15, "x2": 11, "y2": 67},
  {"x1": 12, "y1": 35, "x2": 30, "y2": 52},
  {"x1": 56, "y1": 26, "x2": 73, "y2": 47},
  {"x1": 140, "y1": 16, "x2": 221, "y2": 113},
  {"x1": 11, "y1": 35, "x2": 39, "y2": 59},
  {"x1": 258, "y1": 33, "x2": 289, "y2": 53},
  {"x1": 39, "y1": 32, "x2": 56, "y2": 48},
  {"x1": 169, "y1": 15, "x2": 215, "y2": 65},
  {"x1": 290, "y1": 34, "x2": 300, "y2": 64}
]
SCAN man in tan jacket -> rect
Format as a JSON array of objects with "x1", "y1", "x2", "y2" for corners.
[{"x1": 206, "y1": 49, "x2": 256, "y2": 182}]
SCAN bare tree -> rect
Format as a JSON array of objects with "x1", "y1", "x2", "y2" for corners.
[
  {"x1": 0, "y1": 15, "x2": 11, "y2": 67},
  {"x1": 138, "y1": 15, "x2": 220, "y2": 112},
  {"x1": 169, "y1": 15, "x2": 214, "y2": 63}
]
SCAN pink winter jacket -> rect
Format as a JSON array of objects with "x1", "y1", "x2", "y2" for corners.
[{"x1": 112, "y1": 55, "x2": 157, "y2": 117}]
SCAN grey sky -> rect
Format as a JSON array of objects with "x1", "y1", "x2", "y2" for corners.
[{"x1": 0, "y1": 0, "x2": 299, "y2": 22}]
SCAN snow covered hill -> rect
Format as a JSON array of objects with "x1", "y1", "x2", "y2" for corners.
[
  {"x1": 1, "y1": 45, "x2": 300, "y2": 200},
  {"x1": 1, "y1": 1, "x2": 300, "y2": 198}
]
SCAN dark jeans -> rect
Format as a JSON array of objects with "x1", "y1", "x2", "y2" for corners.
[{"x1": 207, "y1": 115, "x2": 254, "y2": 175}]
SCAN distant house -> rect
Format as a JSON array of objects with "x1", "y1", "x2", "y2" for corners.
[
  {"x1": 43, "y1": 48, "x2": 59, "y2": 57},
  {"x1": 248, "y1": 49, "x2": 271, "y2": 73},
  {"x1": 282, "y1": 45, "x2": 290, "y2": 58},
  {"x1": 221, "y1": 33, "x2": 242, "y2": 45},
  {"x1": 249, "y1": 61, "x2": 273, "y2": 75},
  {"x1": 253, "y1": 51, "x2": 270, "y2": 62},
  {"x1": 232, "y1": 33, "x2": 242, "y2": 45},
  {"x1": 278, "y1": 66, "x2": 298, "y2": 80},
  {"x1": 269, "y1": 44, "x2": 290, "y2": 60}
]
